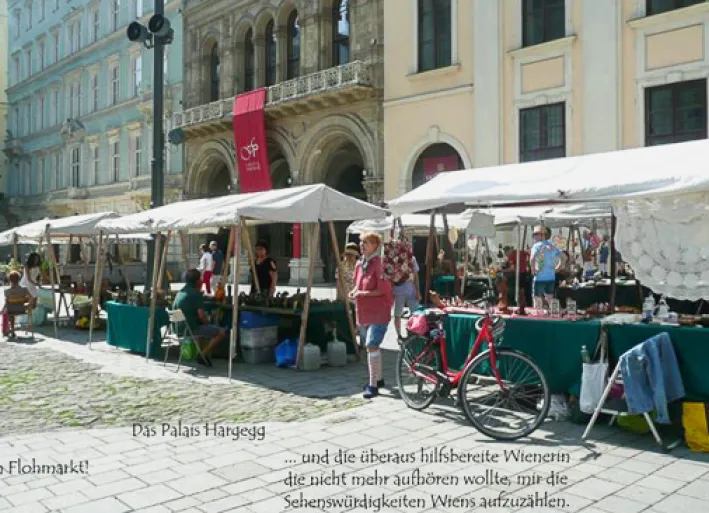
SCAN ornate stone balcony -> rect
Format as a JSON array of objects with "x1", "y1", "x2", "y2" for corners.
[{"x1": 172, "y1": 60, "x2": 374, "y2": 136}]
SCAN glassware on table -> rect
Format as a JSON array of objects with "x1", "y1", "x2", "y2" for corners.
[
  {"x1": 533, "y1": 297, "x2": 544, "y2": 312},
  {"x1": 550, "y1": 299, "x2": 561, "y2": 318},
  {"x1": 567, "y1": 299, "x2": 577, "y2": 318}
]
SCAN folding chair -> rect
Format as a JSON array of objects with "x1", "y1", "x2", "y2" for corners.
[
  {"x1": 161, "y1": 309, "x2": 205, "y2": 371},
  {"x1": 5, "y1": 296, "x2": 35, "y2": 341},
  {"x1": 582, "y1": 336, "x2": 683, "y2": 452}
]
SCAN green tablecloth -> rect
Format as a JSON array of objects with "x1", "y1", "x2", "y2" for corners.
[
  {"x1": 606, "y1": 323, "x2": 709, "y2": 402},
  {"x1": 444, "y1": 314, "x2": 601, "y2": 393},
  {"x1": 106, "y1": 301, "x2": 168, "y2": 359}
]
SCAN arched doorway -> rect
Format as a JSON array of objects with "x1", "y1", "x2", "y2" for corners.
[
  {"x1": 320, "y1": 141, "x2": 366, "y2": 282},
  {"x1": 410, "y1": 143, "x2": 465, "y2": 272},
  {"x1": 200, "y1": 162, "x2": 232, "y2": 254}
]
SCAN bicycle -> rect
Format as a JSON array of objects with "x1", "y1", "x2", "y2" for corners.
[{"x1": 396, "y1": 291, "x2": 550, "y2": 440}]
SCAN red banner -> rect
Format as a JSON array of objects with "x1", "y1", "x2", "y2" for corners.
[
  {"x1": 423, "y1": 155, "x2": 460, "y2": 181},
  {"x1": 233, "y1": 89, "x2": 272, "y2": 193}
]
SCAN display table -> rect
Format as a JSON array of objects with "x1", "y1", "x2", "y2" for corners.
[
  {"x1": 105, "y1": 301, "x2": 168, "y2": 359},
  {"x1": 443, "y1": 314, "x2": 601, "y2": 393},
  {"x1": 606, "y1": 323, "x2": 709, "y2": 402},
  {"x1": 432, "y1": 276, "x2": 492, "y2": 300},
  {"x1": 558, "y1": 282, "x2": 640, "y2": 309}
]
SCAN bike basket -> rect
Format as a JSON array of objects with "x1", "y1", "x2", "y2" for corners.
[{"x1": 407, "y1": 314, "x2": 429, "y2": 336}]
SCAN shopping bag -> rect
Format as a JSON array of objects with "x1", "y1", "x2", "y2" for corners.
[
  {"x1": 382, "y1": 218, "x2": 414, "y2": 285},
  {"x1": 683, "y1": 402, "x2": 709, "y2": 452},
  {"x1": 580, "y1": 330, "x2": 608, "y2": 414},
  {"x1": 275, "y1": 338, "x2": 298, "y2": 368},
  {"x1": 2, "y1": 312, "x2": 9, "y2": 336},
  {"x1": 180, "y1": 339, "x2": 198, "y2": 361}
]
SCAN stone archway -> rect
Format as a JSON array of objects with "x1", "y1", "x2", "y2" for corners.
[{"x1": 411, "y1": 142, "x2": 465, "y2": 190}]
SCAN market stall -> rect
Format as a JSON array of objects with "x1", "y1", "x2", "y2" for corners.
[
  {"x1": 95, "y1": 184, "x2": 388, "y2": 378},
  {"x1": 387, "y1": 138, "x2": 709, "y2": 407}
]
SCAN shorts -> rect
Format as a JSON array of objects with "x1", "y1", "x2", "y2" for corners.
[
  {"x1": 533, "y1": 280, "x2": 555, "y2": 298},
  {"x1": 359, "y1": 324, "x2": 388, "y2": 349},
  {"x1": 195, "y1": 324, "x2": 222, "y2": 339},
  {"x1": 394, "y1": 293, "x2": 420, "y2": 317}
]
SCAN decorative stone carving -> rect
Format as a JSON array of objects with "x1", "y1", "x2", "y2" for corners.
[{"x1": 59, "y1": 119, "x2": 86, "y2": 143}]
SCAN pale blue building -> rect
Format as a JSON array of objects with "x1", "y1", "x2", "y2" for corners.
[{"x1": 3, "y1": 0, "x2": 184, "y2": 230}]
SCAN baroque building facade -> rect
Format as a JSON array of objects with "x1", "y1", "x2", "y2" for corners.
[
  {"x1": 172, "y1": 0, "x2": 384, "y2": 284},
  {"x1": 2, "y1": 0, "x2": 184, "y2": 263}
]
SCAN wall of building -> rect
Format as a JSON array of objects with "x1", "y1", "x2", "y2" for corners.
[{"x1": 0, "y1": 0, "x2": 9, "y2": 231}]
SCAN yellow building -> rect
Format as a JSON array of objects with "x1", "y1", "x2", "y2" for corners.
[{"x1": 384, "y1": 0, "x2": 709, "y2": 200}]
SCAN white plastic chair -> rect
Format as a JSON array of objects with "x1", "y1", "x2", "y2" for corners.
[{"x1": 161, "y1": 309, "x2": 205, "y2": 371}]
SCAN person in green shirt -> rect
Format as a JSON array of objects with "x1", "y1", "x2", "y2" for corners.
[{"x1": 173, "y1": 269, "x2": 226, "y2": 366}]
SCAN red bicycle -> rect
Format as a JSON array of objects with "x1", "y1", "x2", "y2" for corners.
[{"x1": 396, "y1": 295, "x2": 550, "y2": 440}]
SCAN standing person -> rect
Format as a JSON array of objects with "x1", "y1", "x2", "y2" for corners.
[
  {"x1": 350, "y1": 233, "x2": 392, "y2": 399},
  {"x1": 530, "y1": 226, "x2": 561, "y2": 301},
  {"x1": 335, "y1": 242, "x2": 359, "y2": 301},
  {"x1": 252, "y1": 240, "x2": 277, "y2": 297},
  {"x1": 20, "y1": 252, "x2": 42, "y2": 308},
  {"x1": 393, "y1": 255, "x2": 420, "y2": 340},
  {"x1": 209, "y1": 241, "x2": 224, "y2": 292},
  {"x1": 598, "y1": 234, "x2": 610, "y2": 276},
  {"x1": 198, "y1": 244, "x2": 213, "y2": 295}
]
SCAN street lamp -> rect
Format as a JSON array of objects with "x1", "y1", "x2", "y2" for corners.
[{"x1": 127, "y1": 6, "x2": 174, "y2": 290}]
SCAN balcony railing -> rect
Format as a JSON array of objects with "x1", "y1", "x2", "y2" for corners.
[{"x1": 172, "y1": 60, "x2": 373, "y2": 129}]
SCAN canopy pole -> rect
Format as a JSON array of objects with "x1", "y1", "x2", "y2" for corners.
[
  {"x1": 158, "y1": 231, "x2": 172, "y2": 291},
  {"x1": 609, "y1": 213, "x2": 618, "y2": 312},
  {"x1": 483, "y1": 237, "x2": 494, "y2": 291},
  {"x1": 45, "y1": 230, "x2": 59, "y2": 339},
  {"x1": 329, "y1": 220, "x2": 359, "y2": 361},
  {"x1": 522, "y1": 225, "x2": 528, "y2": 251},
  {"x1": 178, "y1": 231, "x2": 190, "y2": 274},
  {"x1": 515, "y1": 224, "x2": 521, "y2": 306},
  {"x1": 145, "y1": 232, "x2": 163, "y2": 361},
  {"x1": 221, "y1": 226, "x2": 236, "y2": 286},
  {"x1": 461, "y1": 235, "x2": 470, "y2": 298},
  {"x1": 63, "y1": 235, "x2": 72, "y2": 276},
  {"x1": 296, "y1": 223, "x2": 320, "y2": 369},
  {"x1": 88, "y1": 232, "x2": 104, "y2": 349},
  {"x1": 241, "y1": 223, "x2": 261, "y2": 293},
  {"x1": 229, "y1": 222, "x2": 242, "y2": 382},
  {"x1": 424, "y1": 212, "x2": 436, "y2": 305}
]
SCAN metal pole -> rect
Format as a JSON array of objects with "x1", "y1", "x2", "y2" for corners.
[{"x1": 145, "y1": 0, "x2": 166, "y2": 291}]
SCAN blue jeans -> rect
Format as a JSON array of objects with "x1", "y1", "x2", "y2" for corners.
[
  {"x1": 533, "y1": 279, "x2": 555, "y2": 298},
  {"x1": 359, "y1": 324, "x2": 388, "y2": 348}
]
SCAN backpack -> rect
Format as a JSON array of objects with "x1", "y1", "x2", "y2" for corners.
[{"x1": 382, "y1": 218, "x2": 414, "y2": 286}]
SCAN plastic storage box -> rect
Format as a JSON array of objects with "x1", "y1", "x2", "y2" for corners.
[{"x1": 240, "y1": 326, "x2": 278, "y2": 364}]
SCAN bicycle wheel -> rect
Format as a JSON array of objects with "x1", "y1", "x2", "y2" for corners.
[
  {"x1": 396, "y1": 335, "x2": 440, "y2": 410},
  {"x1": 458, "y1": 348, "x2": 550, "y2": 440}
]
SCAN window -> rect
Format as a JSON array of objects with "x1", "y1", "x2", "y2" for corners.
[
  {"x1": 53, "y1": 0, "x2": 58, "y2": 11},
  {"x1": 50, "y1": 89, "x2": 58, "y2": 125},
  {"x1": 55, "y1": 151, "x2": 63, "y2": 189},
  {"x1": 111, "y1": 65, "x2": 120, "y2": 105},
  {"x1": 286, "y1": 10, "x2": 300, "y2": 79},
  {"x1": 12, "y1": 56, "x2": 19, "y2": 85},
  {"x1": 41, "y1": 158, "x2": 48, "y2": 193},
  {"x1": 112, "y1": 0, "x2": 120, "y2": 31},
  {"x1": 646, "y1": 0, "x2": 705, "y2": 15},
  {"x1": 418, "y1": 0, "x2": 451, "y2": 72},
  {"x1": 52, "y1": 32, "x2": 59, "y2": 63},
  {"x1": 93, "y1": 9, "x2": 100, "y2": 42},
  {"x1": 519, "y1": 103, "x2": 566, "y2": 162},
  {"x1": 645, "y1": 79, "x2": 707, "y2": 146},
  {"x1": 24, "y1": 103, "x2": 31, "y2": 135},
  {"x1": 209, "y1": 45, "x2": 220, "y2": 101},
  {"x1": 244, "y1": 28, "x2": 254, "y2": 91},
  {"x1": 76, "y1": 21, "x2": 82, "y2": 49},
  {"x1": 112, "y1": 141, "x2": 120, "y2": 181},
  {"x1": 71, "y1": 147, "x2": 81, "y2": 187},
  {"x1": 265, "y1": 20, "x2": 276, "y2": 86},
  {"x1": 39, "y1": 41, "x2": 45, "y2": 70},
  {"x1": 522, "y1": 0, "x2": 565, "y2": 47},
  {"x1": 76, "y1": 82, "x2": 82, "y2": 117},
  {"x1": 26, "y1": 1, "x2": 32, "y2": 29},
  {"x1": 29, "y1": 161, "x2": 37, "y2": 196},
  {"x1": 25, "y1": 50, "x2": 32, "y2": 78},
  {"x1": 332, "y1": 0, "x2": 350, "y2": 66},
  {"x1": 39, "y1": 0, "x2": 45, "y2": 21},
  {"x1": 37, "y1": 94, "x2": 44, "y2": 130},
  {"x1": 91, "y1": 74, "x2": 99, "y2": 111},
  {"x1": 93, "y1": 145, "x2": 100, "y2": 184},
  {"x1": 69, "y1": 24, "x2": 76, "y2": 54},
  {"x1": 13, "y1": 11, "x2": 20, "y2": 37},
  {"x1": 133, "y1": 135, "x2": 142, "y2": 176},
  {"x1": 132, "y1": 55, "x2": 142, "y2": 96},
  {"x1": 134, "y1": 0, "x2": 142, "y2": 18},
  {"x1": 13, "y1": 106, "x2": 19, "y2": 136}
]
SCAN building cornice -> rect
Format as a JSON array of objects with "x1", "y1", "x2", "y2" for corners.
[
  {"x1": 628, "y1": 2, "x2": 709, "y2": 29},
  {"x1": 506, "y1": 35, "x2": 577, "y2": 60}
]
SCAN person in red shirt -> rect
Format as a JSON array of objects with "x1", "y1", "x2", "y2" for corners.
[
  {"x1": 507, "y1": 246, "x2": 531, "y2": 305},
  {"x1": 350, "y1": 232, "x2": 392, "y2": 399}
]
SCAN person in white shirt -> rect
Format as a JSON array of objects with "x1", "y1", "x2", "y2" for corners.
[
  {"x1": 20, "y1": 252, "x2": 42, "y2": 307},
  {"x1": 198, "y1": 244, "x2": 214, "y2": 294}
]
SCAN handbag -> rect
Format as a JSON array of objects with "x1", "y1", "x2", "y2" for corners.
[
  {"x1": 580, "y1": 329, "x2": 609, "y2": 414},
  {"x1": 382, "y1": 218, "x2": 414, "y2": 284}
]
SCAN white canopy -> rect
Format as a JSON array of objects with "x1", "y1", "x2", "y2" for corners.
[
  {"x1": 97, "y1": 184, "x2": 388, "y2": 234},
  {"x1": 347, "y1": 214, "x2": 470, "y2": 234},
  {"x1": 388, "y1": 139, "x2": 709, "y2": 215},
  {"x1": 0, "y1": 212, "x2": 120, "y2": 245}
]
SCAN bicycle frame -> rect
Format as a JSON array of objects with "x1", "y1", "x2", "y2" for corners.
[{"x1": 408, "y1": 314, "x2": 507, "y2": 391}]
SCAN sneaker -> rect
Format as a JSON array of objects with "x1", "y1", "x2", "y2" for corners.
[
  {"x1": 196, "y1": 355, "x2": 210, "y2": 367},
  {"x1": 362, "y1": 380, "x2": 385, "y2": 390},
  {"x1": 363, "y1": 385, "x2": 379, "y2": 399}
]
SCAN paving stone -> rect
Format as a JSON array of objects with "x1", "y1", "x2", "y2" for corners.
[
  {"x1": 592, "y1": 493, "x2": 646, "y2": 513},
  {"x1": 165, "y1": 472, "x2": 227, "y2": 495},
  {"x1": 118, "y1": 483, "x2": 182, "y2": 509},
  {"x1": 562, "y1": 477, "x2": 623, "y2": 501},
  {"x1": 82, "y1": 477, "x2": 147, "y2": 500},
  {"x1": 63, "y1": 497, "x2": 131, "y2": 513},
  {"x1": 651, "y1": 492, "x2": 709, "y2": 512},
  {"x1": 6, "y1": 487, "x2": 54, "y2": 507},
  {"x1": 41, "y1": 491, "x2": 90, "y2": 510}
]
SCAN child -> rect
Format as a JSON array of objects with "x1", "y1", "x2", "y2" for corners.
[{"x1": 3, "y1": 271, "x2": 30, "y2": 339}]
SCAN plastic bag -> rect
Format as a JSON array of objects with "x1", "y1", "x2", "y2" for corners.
[
  {"x1": 683, "y1": 402, "x2": 709, "y2": 452},
  {"x1": 180, "y1": 339, "x2": 197, "y2": 362},
  {"x1": 275, "y1": 338, "x2": 298, "y2": 368},
  {"x1": 580, "y1": 362, "x2": 609, "y2": 413}
]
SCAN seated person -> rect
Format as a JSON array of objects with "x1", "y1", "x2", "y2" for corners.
[
  {"x1": 3, "y1": 271, "x2": 30, "y2": 338},
  {"x1": 173, "y1": 269, "x2": 226, "y2": 367}
]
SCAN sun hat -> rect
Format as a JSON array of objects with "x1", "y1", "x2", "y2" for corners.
[{"x1": 533, "y1": 225, "x2": 545, "y2": 234}]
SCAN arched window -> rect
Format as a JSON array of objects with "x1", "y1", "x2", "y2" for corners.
[
  {"x1": 286, "y1": 10, "x2": 300, "y2": 79},
  {"x1": 209, "y1": 45, "x2": 220, "y2": 101},
  {"x1": 265, "y1": 20, "x2": 277, "y2": 86},
  {"x1": 332, "y1": 0, "x2": 350, "y2": 66},
  {"x1": 244, "y1": 28, "x2": 255, "y2": 92},
  {"x1": 418, "y1": 0, "x2": 451, "y2": 72},
  {"x1": 411, "y1": 143, "x2": 462, "y2": 189}
]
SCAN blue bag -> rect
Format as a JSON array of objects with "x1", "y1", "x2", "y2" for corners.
[{"x1": 275, "y1": 338, "x2": 298, "y2": 368}]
